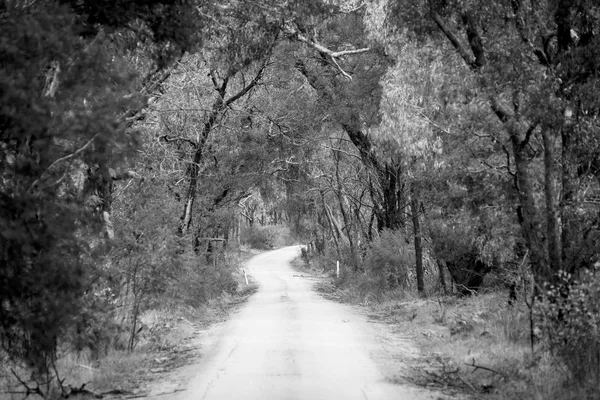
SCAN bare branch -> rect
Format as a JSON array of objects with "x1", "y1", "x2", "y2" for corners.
[
  {"x1": 160, "y1": 134, "x2": 198, "y2": 147},
  {"x1": 465, "y1": 358, "x2": 508, "y2": 379},
  {"x1": 331, "y1": 48, "x2": 370, "y2": 58},
  {"x1": 47, "y1": 133, "x2": 99, "y2": 171},
  {"x1": 321, "y1": 144, "x2": 362, "y2": 161},
  {"x1": 224, "y1": 57, "x2": 270, "y2": 107},
  {"x1": 285, "y1": 24, "x2": 369, "y2": 80},
  {"x1": 29, "y1": 132, "x2": 100, "y2": 191}
]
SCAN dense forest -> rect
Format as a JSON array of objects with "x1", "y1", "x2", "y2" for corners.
[{"x1": 1, "y1": 0, "x2": 599, "y2": 398}]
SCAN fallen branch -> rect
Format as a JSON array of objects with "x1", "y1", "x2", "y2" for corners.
[
  {"x1": 465, "y1": 358, "x2": 507, "y2": 379},
  {"x1": 456, "y1": 372, "x2": 477, "y2": 392}
]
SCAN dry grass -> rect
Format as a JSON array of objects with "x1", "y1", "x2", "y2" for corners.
[
  {"x1": 0, "y1": 253, "x2": 260, "y2": 400},
  {"x1": 309, "y1": 273, "x2": 591, "y2": 400},
  {"x1": 375, "y1": 292, "x2": 598, "y2": 399}
]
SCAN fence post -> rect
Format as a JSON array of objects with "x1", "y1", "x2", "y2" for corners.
[{"x1": 336, "y1": 261, "x2": 340, "y2": 278}]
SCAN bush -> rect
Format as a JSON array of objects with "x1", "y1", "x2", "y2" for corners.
[
  {"x1": 538, "y1": 268, "x2": 600, "y2": 388},
  {"x1": 430, "y1": 221, "x2": 493, "y2": 295},
  {"x1": 240, "y1": 226, "x2": 277, "y2": 250},
  {"x1": 364, "y1": 229, "x2": 414, "y2": 290}
]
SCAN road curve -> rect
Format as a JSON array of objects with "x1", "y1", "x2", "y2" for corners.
[{"x1": 167, "y1": 246, "x2": 437, "y2": 400}]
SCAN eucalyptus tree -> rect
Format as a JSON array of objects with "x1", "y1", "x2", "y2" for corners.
[{"x1": 417, "y1": 0, "x2": 600, "y2": 284}]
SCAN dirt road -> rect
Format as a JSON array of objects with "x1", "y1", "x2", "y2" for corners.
[{"x1": 156, "y1": 246, "x2": 443, "y2": 400}]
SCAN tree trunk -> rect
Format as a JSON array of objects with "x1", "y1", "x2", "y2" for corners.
[
  {"x1": 508, "y1": 121, "x2": 550, "y2": 284},
  {"x1": 437, "y1": 260, "x2": 448, "y2": 295},
  {"x1": 542, "y1": 127, "x2": 561, "y2": 273},
  {"x1": 179, "y1": 95, "x2": 225, "y2": 235},
  {"x1": 333, "y1": 148, "x2": 358, "y2": 268},
  {"x1": 560, "y1": 123, "x2": 579, "y2": 274},
  {"x1": 410, "y1": 185, "x2": 425, "y2": 294}
]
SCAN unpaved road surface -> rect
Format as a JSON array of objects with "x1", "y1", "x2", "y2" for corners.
[{"x1": 152, "y1": 246, "x2": 446, "y2": 400}]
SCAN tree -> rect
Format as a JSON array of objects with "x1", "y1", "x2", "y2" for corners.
[
  {"x1": 425, "y1": 0, "x2": 600, "y2": 285},
  {"x1": 0, "y1": 0, "x2": 201, "y2": 377},
  {"x1": 289, "y1": 10, "x2": 406, "y2": 232},
  {"x1": 371, "y1": 0, "x2": 600, "y2": 286}
]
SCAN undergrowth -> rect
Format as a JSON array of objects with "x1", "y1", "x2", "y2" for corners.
[
  {"x1": 0, "y1": 250, "x2": 259, "y2": 400},
  {"x1": 295, "y1": 249, "x2": 599, "y2": 400}
]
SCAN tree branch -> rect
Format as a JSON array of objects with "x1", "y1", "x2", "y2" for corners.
[
  {"x1": 322, "y1": 144, "x2": 362, "y2": 161},
  {"x1": 510, "y1": 0, "x2": 550, "y2": 66},
  {"x1": 461, "y1": 12, "x2": 485, "y2": 68},
  {"x1": 521, "y1": 120, "x2": 539, "y2": 149},
  {"x1": 224, "y1": 58, "x2": 269, "y2": 107},
  {"x1": 160, "y1": 135, "x2": 198, "y2": 147},
  {"x1": 489, "y1": 96, "x2": 513, "y2": 123},
  {"x1": 429, "y1": 7, "x2": 477, "y2": 70},
  {"x1": 285, "y1": 23, "x2": 369, "y2": 80}
]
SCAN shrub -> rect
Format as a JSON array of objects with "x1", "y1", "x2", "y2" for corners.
[
  {"x1": 364, "y1": 229, "x2": 414, "y2": 290},
  {"x1": 430, "y1": 221, "x2": 492, "y2": 295},
  {"x1": 240, "y1": 226, "x2": 276, "y2": 249},
  {"x1": 538, "y1": 268, "x2": 600, "y2": 388}
]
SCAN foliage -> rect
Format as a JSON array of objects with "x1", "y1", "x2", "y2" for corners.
[
  {"x1": 364, "y1": 229, "x2": 414, "y2": 290},
  {"x1": 371, "y1": 38, "x2": 445, "y2": 166},
  {"x1": 0, "y1": 2, "x2": 139, "y2": 374},
  {"x1": 240, "y1": 226, "x2": 276, "y2": 250},
  {"x1": 538, "y1": 268, "x2": 600, "y2": 387},
  {"x1": 0, "y1": 0, "x2": 201, "y2": 380}
]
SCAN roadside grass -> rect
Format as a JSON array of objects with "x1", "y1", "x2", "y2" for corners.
[
  {"x1": 83, "y1": 285, "x2": 259, "y2": 396},
  {"x1": 0, "y1": 250, "x2": 260, "y2": 400},
  {"x1": 293, "y1": 256, "x2": 585, "y2": 400}
]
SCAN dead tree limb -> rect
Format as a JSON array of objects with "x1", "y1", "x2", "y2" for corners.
[{"x1": 465, "y1": 358, "x2": 508, "y2": 379}]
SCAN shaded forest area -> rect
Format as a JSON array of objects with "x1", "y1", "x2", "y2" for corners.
[{"x1": 1, "y1": 0, "x2": 599, "y2": 398}]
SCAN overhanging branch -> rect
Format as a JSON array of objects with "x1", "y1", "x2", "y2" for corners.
[{"x1": 285, "y1": 23, "x2": 369, "y2": 80}]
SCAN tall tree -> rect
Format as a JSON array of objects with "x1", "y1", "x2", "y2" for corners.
[
  {"x1": 380, "y1": 0, "x2": 600, "y2": 285},
  {"x1": 0, "y1": 0, "x2": 201, "y2": 372}
]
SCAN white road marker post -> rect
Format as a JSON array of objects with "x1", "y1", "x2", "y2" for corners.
[
  {"x1": 243, "y1": 268, "x2": 249, "y2": 285},
  {"x1": 336, "y1": 261, "x2": 340, "y2": 278}
]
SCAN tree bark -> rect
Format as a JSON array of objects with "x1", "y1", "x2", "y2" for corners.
[
  {"x1": 509, "y1": 122, "x2": 550, "y2": 282},
  {"x1": 437, "y1": 260, "x2": 448, "y2": 294},
  {"x1": 542, "y1": 127, "x2": 561, "y2": 273},
  {"x1": 560, "y1": 122, "x2": 580, "y2": 273},
  {"x1": 410, "y1": 185, "x2": 425, "y2": 294}
]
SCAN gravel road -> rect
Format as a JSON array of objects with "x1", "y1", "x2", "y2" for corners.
[{"x1": 158, "y1": 245, "x2": 443, "y2": 400}]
